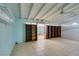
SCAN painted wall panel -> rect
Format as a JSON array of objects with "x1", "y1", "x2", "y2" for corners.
[
  {"x1": 61, "y1": 25, "x2": 79, "y2": 41},
  {"x1": 14, "y1": 18, "x2": 26, "y2": 43},
  {"x1": 0, "y1": 3, "x2": 25, "y2": 55},
  {"x1": 0, "y1": 22, "x2": 15, "y2": 56}
]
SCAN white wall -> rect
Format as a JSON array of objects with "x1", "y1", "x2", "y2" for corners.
[
  {"x1": 61, "y1": 25, "x2": 79, "y2": 41},
  {"x1": 61, "y1": 16, "x2": 79, "y2": 41}
]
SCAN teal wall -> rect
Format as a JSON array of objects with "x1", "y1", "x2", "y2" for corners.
[
  {"x1": 0, "y1": 22, "x2": 15, "y2": 55},
  {"x1": 14, "y1": 18, "x2": 26, "y2": 43},
  {"x1": 0, "y1": 3, "x2": 26, "y2": 55}
]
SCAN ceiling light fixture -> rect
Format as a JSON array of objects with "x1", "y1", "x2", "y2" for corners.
[{"x1": 72, "y1": 22, "x2": 77, "y2": 25}]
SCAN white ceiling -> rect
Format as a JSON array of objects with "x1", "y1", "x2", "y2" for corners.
[{"x1": 20, "y1": 3, "x2": 79, "y2": 24}]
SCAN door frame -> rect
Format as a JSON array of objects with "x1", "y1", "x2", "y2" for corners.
[{"x1": 25, "y1": 24, "x2": 37, "y2": 42}]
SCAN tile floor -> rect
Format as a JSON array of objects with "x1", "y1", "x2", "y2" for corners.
[{"x1": 11, "y1": 38, "x2": 79, "y2": 56}]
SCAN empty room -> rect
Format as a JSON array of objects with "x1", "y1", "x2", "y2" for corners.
[{"x1": 0, "y1": 3, "x2": 79, "y2": 56}]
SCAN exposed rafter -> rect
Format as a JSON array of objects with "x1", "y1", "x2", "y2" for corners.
[
  {"x1": 45, "y1": 3, "x2": 69, "y2": 19},
  {"x1": 40, "y1": 3, "x2": 57, "y2": 19},
  {"x1": 33, "y1": 3, "x2": 46, "y2": 19},
  {"x1": 20, "y1": 3, "x2": 79, "y2": 24},
  {"x1": 27, "y1": 3, "x2": 34, "y2": 19}
]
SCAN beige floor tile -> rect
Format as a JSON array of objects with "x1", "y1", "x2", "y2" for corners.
[{"x1": 11, "y1": 38, "x2": 79, "y2": 56}]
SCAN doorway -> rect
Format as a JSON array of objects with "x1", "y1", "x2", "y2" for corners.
[
  {"x1": 46, "y1": 26, "x2": 61, "y2": 39},
  {"x1": 25, "y1": 24, "x2": 61, "y2": 42},
  {"x1": 25, "y1": 24, "x2": 37, "y2": 42},
  {"x1": 37, "y1": 24, "x2": 46, "y2": 40}
]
